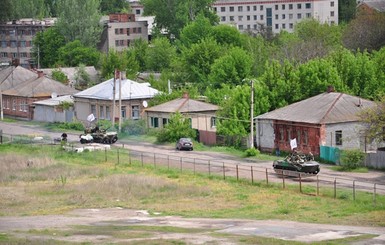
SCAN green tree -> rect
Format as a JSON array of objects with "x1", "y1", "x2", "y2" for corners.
[
  {"x1": 141, "y1": 0, "x2": 217, "y2": 38},
  {"x1": 55, "y1": 0, "x2": 102, "y2": 47},
  {"x1": 179, "y1": 37, "x2": 222, "y2": 89},
  {"x1": 358, "y1": 96, "x2": 385, "y2": 143},
  {"x1": 10, "y1": 0, "x2": 48, "y2": 19},
  {"x1": 74, "y1": 64, "x2": 92, "y2": 89},
  {"x1": 208, "y1": 47, "x2": 253, "y2": 88},
  {"x1": 58, "y1": 40, "x2": 100, "y2": 67},
  {"x1": 31, "y1": 27, "x2": 66, "y2": 68},
  {"x1": 179, "y1": 14, "x2": 213, "y2": 47},
  {"x1": 130, "y1": 38, "x2": 149, "y2": 72},
  {"x1": 100, "y1": 49, "x2": 127, "y2": 79},
  {"x1": 156, "y1": 112, "x2": 196, "y2": 143},
  {"x1": 339, "y1": 0, "x2": 356, "y2": 23},
  {"x1": 51, "y1": 68, "x2": 68, "y2": 84},
  {"x1": 0, "y1": 0, "x2": 13, "y2": 22},
  {"x1": 100, "y1": 0, "x2": 130, "y2": 14},
  {"x1": 211, "y1": 24, "x2": 242, "y2": 47},
  {"x1": 145, "y1": 37, "x2": 176, "y2": 72}
]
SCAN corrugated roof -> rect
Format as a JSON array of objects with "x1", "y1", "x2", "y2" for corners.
[
  {"x1": 3, "y1": 76, "x2": 78, "y2": 97},
  {"x1": 0, "y1": 66, "x2": 37, "y2": 90},
  {"x1": 359, "y1": 0, "x2": 385, "y2": 12},
  {"x1": 145, "y1": 98, "x2": 219, "y2": 113},
  {"x1": 256, "y1": 92, "x2": 376, "y2": 124},
  {"x1": 73, "y1": 78, "x2": 159, "y2": 100},
  {"x1": 33, "y1": 95, "x2": 73, "y2": 106}
]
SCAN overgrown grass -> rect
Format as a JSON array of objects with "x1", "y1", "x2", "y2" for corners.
[
  {"x1": 330, "y1": 166, "x2": 369, "y2": 173},
  {"x1": 0, "y1": 144, "x2": 384, "y2": 228}
]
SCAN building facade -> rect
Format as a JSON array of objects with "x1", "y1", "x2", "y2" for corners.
[
  {"x1": 212, "y1": 0, "x2": 338, "y2": 34},
  {"x1": 0, "y1": 18, "x2": 56, "y2": 69},
  {"x1": 99, "y1": 13, "x2": 148, "y2": 53}
]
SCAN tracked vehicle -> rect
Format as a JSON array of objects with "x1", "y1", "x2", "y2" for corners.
[
  {"x1": 79, "y1": 126, "x2": 118, "y2": 144},
  {"x1": 273, "y1": 151, "x2": 320, "y2": 175}
]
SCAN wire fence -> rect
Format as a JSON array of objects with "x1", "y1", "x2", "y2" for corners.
[{"x1": 1, "y1": 132, "x2": 385, "y2": 205}]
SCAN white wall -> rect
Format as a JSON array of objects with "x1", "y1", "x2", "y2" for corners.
[{"x1": 256, "y1": 119, "x2": 275, "y2": 150}]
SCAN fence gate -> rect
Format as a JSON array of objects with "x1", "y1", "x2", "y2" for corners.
[{"x1": 320, "y1": 146, "x2": 340, "y2": 164}]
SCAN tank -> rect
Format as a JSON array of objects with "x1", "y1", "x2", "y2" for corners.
[
  {"x1": 79, "y1": 126, "x2": 118, "y2": 144},
  {"x1": 273, "y1": 151, "x2": 320, "y2": 175}
]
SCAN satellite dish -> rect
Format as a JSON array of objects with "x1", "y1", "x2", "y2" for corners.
[
  {"x1": 142, "y1": 100, "x2": 148, "y2": 108},
  {"x1": 51, "y1": 92, "x2": 57, "y2": 98}
]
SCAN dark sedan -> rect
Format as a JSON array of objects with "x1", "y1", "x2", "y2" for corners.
[{"x1": 176, "y1": 138, "x2": 193, "y2": 151}]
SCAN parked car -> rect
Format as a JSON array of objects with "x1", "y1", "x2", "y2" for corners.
[{"x1": 176, "y1": 138, "x2": 193, "y2": 151}]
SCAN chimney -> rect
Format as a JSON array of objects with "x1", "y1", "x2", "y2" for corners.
[
  {"x1": 37, "y1": 70, "x2": 44, "y2": 78},
  {"x1": 182, "y1": 92, "x2": 189, "y2": 99},
  {"x1": 327, "y1": 85, "x2": 335, "y2": 93}
]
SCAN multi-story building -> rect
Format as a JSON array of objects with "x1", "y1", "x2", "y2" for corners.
[
  {"x1": 0, "y1": 18, "x2": 56, "y2": 69},
  {"x1": 99, "y1": 13, "x2": 148, "y2": 53},
  {"x1": 212, "y1": 0, "x2": 338, "y2": 34},
  {"x1": 128, "y1": 0, "x2": 338, "y2": 34}
]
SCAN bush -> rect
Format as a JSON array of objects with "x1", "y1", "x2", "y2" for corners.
[
  {"x1": 340, "y1": 149, "x2": 365, "y2": 170},
  {"x1": 50, "y1": 121, "x2": 84, "y2": 131},
  {"x1": 156, "y1": 113, "x2": 196, "y2": 143},
  {"x1": 121, "y1": 119, "x2": 146, "y2": 135},
  {"x1": 244, "y1": 148, "x2": 260, "y2": 157}
]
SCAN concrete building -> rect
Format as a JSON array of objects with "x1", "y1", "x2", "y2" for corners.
[
  {"x1": 0, "y1": 18, "x2": 56, "y2": 68},
  {"x1": 99, "y1": 13, "x2": 148, "y2": 53},
  {"x1": 212, "y1": 0, "x2": 338, "y2": 34}
]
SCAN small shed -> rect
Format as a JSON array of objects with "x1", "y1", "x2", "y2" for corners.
[{"x1": 33, "y1": 95, "x2": 74, "y2": 122}]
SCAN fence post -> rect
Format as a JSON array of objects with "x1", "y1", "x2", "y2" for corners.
[
  {"x1": 299, "y1": 173, "x2": 302, "y2": 193},
  {"x1": 353, "y1": 180, "x2": 355, "y2": 201},
  {"x1": 153, "y1": 153, "x2": 156, "y2": 169},
  {"x1": 373, "y1": 183, "x2": 377, "y2": 206},
  {"x1": 208, "y1": 160, "x2": 211, "y2": 176},
  {"x1": 282, "y1": 170, "x2": 285, "y2": 189},
  {"x1": 105, "y1": 148, "x2": 107, "y2": 162},
  {"x1": 265, "y1": 168, "x2": 269, "y2": 185},
  {"x1": 223, "y1": 162, "x2": 225, "y2": 180},
  {"x1": 251, "y1": 166, "x2": 254, "y2": 184},
  {"x1": 236, "y1": 165, "x2": 239, "y2": 181},
  {"x1": 141, "y1": 153, "x2": 143, "y2": 167},
  {"x1": 180, "y1": 157, "x2": 182, "y2": 172},
  {"x1": 167, "y1": 155, "x2": 170, "y2": 170},
  {"x1": 334, "y1": 178, "x2": 337, "y2": 199},
  {"x1": 117, "y1": 149, "x2": 120, "y2": 165},
  {"x1": 316, "y1": 175, "x2": 319, "y2": 196}
]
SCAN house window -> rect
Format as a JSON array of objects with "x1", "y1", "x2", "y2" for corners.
[
  {"x1": 287, "y1": 129, "x2": 292, "y2": 143},
  {"x1": 306, "y1": 13, "x2": 311, "y2": 18},
  {"x1": 275, "y1": 14, "x2": 278, "y2": 20},
  {"x1": 121, "y1": 106, "x2": 126, "y2": 118},
  {"x1": 253, "y1": 6, "x2": 257, "y2": 11},
  {"x1": 289, "y1": 4, "x2": 293, "y2": 10},
  {"x1": 211, "y1": 117, "x2": 216, "y2": 128},
  {"x1": 282, "y1": 4, "x2": 285, "y2": 10},
  {"x1": 306, "y1": 3, "x2": 311, "y2": 9},
  {"x1": 162, "y1": 118, "x2": 168, "y2": 126},
  {"x1": 106, "y1": 106, "x2": 110, "y2": 120},
  {"x1": 230, "y1": 6, "x2": 234, "y2": 12},
  {"x1": 221, "y1": 16, "x2": 226, "y2": 21},
  {"x1": 99, "y1": 105, "x2": 104, "y2": 119},
  {"x1": 297, "y1": 3, "x2": 302, "y2": 9},
  {"x1": 91, "y1": 105, "x2": 96, "y2": 117},
  {"x1": 132, "y1": 105, "x2": 139, "y2": 119},
  {"x1": 12, "y1": 99, "x2": 16, "y2": 110},
  {"x1": 296, "y1": 129, "x2": 301, "y2": 144},
  {"x1": 335, "y1": 130, "x2": 342, "y2": 145},
  {"x1": 151, "y1": 117, "x2": 159, "y2": 128},
  {"x1": 238, "y1": 6, "x2": 243, "y2": 12},
  {"x1": 303, "y1": 131, "x2": 308, "y2": 145},
  {"x1": 136, "y1": 9, "x2": 141, "y2": 14},
  {"x1": 230, "y1": 16, "x2": 234, "y2": 21},
  {"x1": 238, "y1": 16, "x2": 243, "y2": 21},
  {"x1": 260, "y1": 6, "x2": 263, "y2": 11},
  {"x1": 275, "y1": 5, "x2": 278, "y2": 10},
  {"x1": 297, "y1": 13, "x2": 302, "y2": 19},
  {"x1": 279, "y1": 127, "x2": 284, "y2": 141},
  {"x1": 330, "y1": 1, "x2": 334, "y2": 7},
  {"x1": 221, "y1": 7, "x2": 225, "y2": 12},
  {"x1": 331, "y1": 11, "x2": 334, "y2": 17},
  {"x1": 247, "y1": 6, "x2": 250, "y2": 11},
  {"x1": 239, "y1": 25, "x2": 243, "y2": 30}
]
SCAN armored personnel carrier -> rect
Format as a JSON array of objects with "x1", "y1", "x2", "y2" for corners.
[
  {"x1": 273, "y1": 151, "x2": 320, "y2": 175},
  {"x1": 79, "y1": 126, "x2": 118, "y2": 144}
]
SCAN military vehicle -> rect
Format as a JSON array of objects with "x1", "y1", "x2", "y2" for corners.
[
  {"x1": 273, "y1": 151, "x2": 320, "y2": 175},
  {"x1": 79, "y1": 126, "x2": 118, "y2": 144}
]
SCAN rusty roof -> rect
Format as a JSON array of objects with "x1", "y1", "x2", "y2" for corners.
[
  {"x1": 256, "y1": 92, "x2": 376, "y2": 124},
  {"x1": 145, "y1": 97, "x2": 219, "y2": 113}
]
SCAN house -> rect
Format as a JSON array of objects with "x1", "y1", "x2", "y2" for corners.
[
  {"x1": 255, "y1": 90, "x2": 377, "y2": 156},
  {"x1": 145, "y1": 94, "x2": 219, "y2": 145},
  {"x1": 33, "y1": 95, "x2": 74, "y2": 123},
  {"x1": 39, "y1": 66, "x2": 100, "y2": 88},
  {"x1": 73, "y1": 77, "x2": 159, "y2": 125},
  {"x1": 1, "y1": 70, "x2": 78, "y2": 120},
  {"x1": 357, "y1": 0, "x2": 385, "y2": 14}
]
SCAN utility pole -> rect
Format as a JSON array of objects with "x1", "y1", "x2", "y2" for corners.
[
  {"x1": 118, "y1": 71, "x2": 125, "y2": 132},
  {"x1": 112, "y1": 69, "x2": 117, "y2": 125},
  {"x1": 250, "y1": 79, "x2": 254, "y2": 148}
]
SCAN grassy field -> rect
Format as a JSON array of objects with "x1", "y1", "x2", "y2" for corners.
[{"x1": 0, "y1": 143, "x2": 384, "y2": 244}]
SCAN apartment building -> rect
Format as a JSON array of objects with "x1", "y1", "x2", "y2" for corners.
[
  {"x1": 128, "y1": 0, "x2": 338, "y2": 34},
  {"x1": 0, "y1": 18, "x2": 56, "y2": 69},
  {"x1": 212, "y1": 0, "x2": 338, "y2": 34},
  {"x1": 99, "y1": 13, "x2": 148, "y2": 53}
]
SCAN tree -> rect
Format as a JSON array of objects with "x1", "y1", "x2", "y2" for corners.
[
  {"x1": 100, "y1": 49, "x2": 127, "y2": 79},
  {"x1": 74, "y1": 64, "x2": 92, "y2": 89},
  {"x1": 51, "y1": 68, "x2": 68, "y2": 84},
  {"x1": 208, "y1": 47, "x2": 253, "y2": 89},
  {"x1": 0, "y1": 0, "x2": 13, "y2": 22},
  {"x1": 31, "y1": 27, "x2": 66, "y2": 68},
  {"x1": 55, "y1": 0, "x2": 102, "y2": 47},
  {"x1": 339, "y1": 0, "x2": 356, "y2": 23},
  {"x1": 100, "y1": 0, "x2": 130, "y2": 14},
  {"x1": 145, "y1": 37, "x2": 176, "y2": 72},
  {"x1": 211, "y1": 24, "x2": 242, "y2": 47},
  {"x1": 10, "y1": 0, "x2": 48, "y2": 19},
  {"x1": 179, "y1": 14, "x2": 213, "y2": 47},
  {"x1": 130, "y1": 39, "x2": 149, "y2": 72},
  {"x1": 358, "y1": 96, "x2": 385, "y2": 143},
  {"x1": 141, "y1": 0, "x2": 218, "y2": 38},
  {"x1": 57, "y1": 40, "x2": 100, "y2": 67}
]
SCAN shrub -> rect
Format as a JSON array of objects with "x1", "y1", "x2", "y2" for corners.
[
  {"x1": 244, "y1": 148, "x2": 260, "y2": 157},
  {"x1": 156, "y1": 112, "x2": 196, "y2": 143},
  {"x1": 121, "y1": 119, "x2": 146, "y2": 135},
  {"x1": 340, "y1": 149, "x2": 365, "y2": 170}
]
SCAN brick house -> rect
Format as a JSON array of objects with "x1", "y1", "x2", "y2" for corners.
[{"x1": 255, "y1": 91, "x2": 377, "y2": 156}]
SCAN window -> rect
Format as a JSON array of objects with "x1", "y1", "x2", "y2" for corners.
[
  {"x1": 131, "y1": 105, "x2": 139, "y2": 119},
  {"x1": 282, "y1": 4, "x2": 285, "y2": 10},
  {"x1": 115, "y1": 40, "x2": 119, "y2": 46},
  {"x1": 335, "y1": 130, "x2": 342, "y2": 145},
  {"x1": 306, "y1": 13, "x2": 311, "y2": 18},
  {"x1": 297, "y1": 13, "x2": 302, "y2": 19},
  {"x1": 297, "y1": 3, "x2": 302, "y2": 9},
  {"x1": 162, "y1": 118, "x2": 168, "y2": 126},
  {"x1": 275, "y1": 14, "x2": 278, "y2": 20},
  {"x1": 239, "y1": 25, "x2": 243, "y2": 30},
  {"x1": 247, "y1": 15, "x2": 250, "y2": 21},
  {"x1": 289, "y1": 14, "x2": 293, "y2": 19},
  {"x1": 330, "y1": 1, "x2": 334, "y2": 7},
  {"x1": 211, "y1": 117, "x2": 216, "y2": 128},
  {"x1": 151, "y1": 117, "x2": 159, "y2": 128},
  {"x1": 12, "y1": 53, "x2": 17, "y2": 58},
  {"x1": 121, "y1": 106, "x2": 126, "y2": 118},
  {"x1": 1, "y1": 41, "x2": 7, "y2": 48},
  {"x1": 253, "y1": 6, "x2": 257, "y2": 11},
  {"x1": 136, "y1": 9, "x2": 141, "y2": 15},
  {"x1": 289, "y1": 4, "x2": 293, "y2": 10},
  {"x1": 12, "y1": 99, "x2": 16, "y2": 110},
  {"x1": 20, "y1": 52, "x2": 27, "y2": 58},
  {"x1": 282, "y1": 14, "x2": 286, "y2": 19},
  {"x1": 99, "y1": 105, "x2": 104, "y2": 119},
  {"x1": 11, "y1": 40, "x2": 17, "y2": 48},
  {"x1": 287, "y1": 129, "x2": 292, "y2": 143},
  {"x1": 115, "y1": 28, "x2": 119, "y2": 34},
  {"x1": 303, "y1": 131, "x2": 308, "y2": 145},
  {"x1": 275, "y1": 24, "x2": 279, "y2": 29},
  {"x1": 289, "y1": 23, "x2": 294, "y2": 29},
  {"x1": 254, "y1": 15, "x2": 257, "y2": 20},
  {"x1": 91, "y1": 105, "x2": 96, "y2": 117},
  {"x1": 275, "y1": 5, "x2": 278, "y2": 10},
  {"x1": 221, "y1": 7, "x2": 225, "y2": 12},
  {"x1": 260, "y1": 6, "x2": 263, "y2": 11},
  {"x1": 1, "y1": 52, "x2": 7, "y2": 57},
  {"x1": 296, "y1": 130, "x2": 301, "y2": 144},
  {"x1": 282, "y1": 23, "x2": 286, "y2": 29},
  {"x1": 221, "y1": 16, "x2": 226, "y2": 21},
  {"x1": 138, "y1": 27, "x2": 142, "y2": 33},
  {"x1": 306, "y1": 3, "x2": 311, "y2": 9},
  {"x1": 260, "y1": 15, "x2": 264, "y2": 20},
  {"x1": 230, "y1": 6, "x2": 234, "y2": 12},
  {"x1": 247, "y1": 6, "x2": 250, "y2": 11},
  {"x1": 238, "y1": 16, "x2": 243, "y2": 21},
  {"x1": 126, "y1": 28, "x2": 130, "y2": 35},
  {"x1": 238, "y1": 6, "x2": 243, "y2": 12},
  {"x1": 230, "y1": 16, "x2": 234, "y2": 21},
  {"x1": 279, "y1": 127, "x2": 284, "y2": 141},
  {"x1": 106, "y1": 106, "x2": 110, "y2": 120},
  {"x1": 331, "y1": 11, "x2": 335, "y2": 17},
  {"x1": 20, "y1": 41, "x2": 26, "y2": 47}
]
